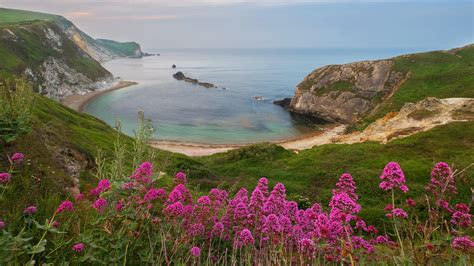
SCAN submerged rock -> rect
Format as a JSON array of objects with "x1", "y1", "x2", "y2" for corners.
[{"x1": 172, "y1": 64, "x2": 176, "y2": 68}]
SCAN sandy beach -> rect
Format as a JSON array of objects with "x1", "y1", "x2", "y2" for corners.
[
  {"x1": 149, "y1": 125, "x2": 347, "y2": 156},
  {"x1": 62, "y1": 81, "x2": 138, "y2": 112}
]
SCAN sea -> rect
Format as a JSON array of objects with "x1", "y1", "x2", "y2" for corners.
[{"x1": 84, "y1": 48, "x2": 420, "y2": 144}]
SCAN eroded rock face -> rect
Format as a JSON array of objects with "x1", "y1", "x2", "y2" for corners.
[{"x1": 289, "y1": 60, "x2": 407, "y2": 124}]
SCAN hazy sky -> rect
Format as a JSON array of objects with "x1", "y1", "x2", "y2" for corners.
[{"x1": 1, "y1": 0, "x2": 472, "y2": 50}]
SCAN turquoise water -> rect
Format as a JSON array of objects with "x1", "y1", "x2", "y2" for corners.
[{"x1": 84, "y1": 48, "x2": 417, "y2": 144}]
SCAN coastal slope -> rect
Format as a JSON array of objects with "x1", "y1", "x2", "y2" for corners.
[
  {"x1": 0, "y1": 8, "x2": 144, "y2": 100},
  {"x1": 288, "y1": 44, "x2": 474, "y2": 127}
]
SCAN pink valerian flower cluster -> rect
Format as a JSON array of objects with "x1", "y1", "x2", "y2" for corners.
[
  {"x1": 56, "y1": 200, "x2": 74, "y2": 214},
  {"x1": 24, "y1": 205, "x2": 37, "y2": 215},
  {"x1": 0, "y1": 219, "x2": 5, "y2": 229},
  {"x1": 174, "y1": 172, "x2": 187, "y2": 184},
  {"x1": 451, "y1": 236, "x2": 474, "y2": 252},
  {"x1": 450, "y1": 203, "x2": 471, "y2": 228},
  {"x1": 190, "y1": 246, "x2": 201, "y2": 257},
  {"x1": 379, "y1": 162, "x2": 409, "y2": 192},
  {"x1": 92, "y1": 198, "x2": 107, "y2": 213},
  {"x1": 72, "y1": 243, "x2": 85, "y2": 252},
  {"x1": 130, "y1": 162, "x2": 153, "y2": 183},
  {"x1": 0, "y1": 172, "x2": 11, "y2": 184},
  {"x1": 89, "y1": 179, "x2": 111, "y2": 197},
  {"x1": 386, "y1": 208, "x2": 408, "y2": 219},
  {"x1": 144, "y1": 188, "x2": 166, "y2": 202},
  {"x1": 11, "y1": 152, "x2": 24, "y2": 163},
  {"x1": 426, "y1": 162, "x2": 457, "y2": 201}
]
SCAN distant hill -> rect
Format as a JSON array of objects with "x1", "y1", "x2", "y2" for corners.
[{"x1": 0, "y1": 8, "x2": 144, "y2": 100}]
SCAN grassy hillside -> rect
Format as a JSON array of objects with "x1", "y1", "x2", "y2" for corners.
[
  {"x1": 96, "y1": 39, "x2": 142, "y2": 57},
  {"x1": 352, "y1": 45, "x2": 474, "y2": 130},
  {"x1": 0, "y1": 8, "x2": 58, "y2": 24},
  {"x1": 0, "y1": 20, "x2": 109, "y2": 81}
]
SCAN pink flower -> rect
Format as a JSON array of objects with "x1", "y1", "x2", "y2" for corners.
[
  {"x1": 298, "y1": 238, "x2": 315, "y2": 255},
  {"x1": 163, "y1": 202, "x2": 184, "y2": 217},
  {"x1": 0, "y1": 173, "x2": 11, "y2": 184},
  {"x1": 11, "y1": 152, "x2": 24, "y2": 163},
  {"x1": 130, "y1": 162, "x2": 153, "y2": 183},
  {"x1": 406, "y1": 198, "x2": 416, "y2": 207},
  {"x1": 384, "y1": 204, "x2": 394, "y2": 211},
  {"x1": 329, "y1": 192, "x2": 361, "y2": 216},
  {"x1": 92, "y1": 198, "x2": 107, "y2": 213},
  {"x1": 190, "y1": 246, "x2": 201, "y2": 257},
  {"x1": 234, "y1": 228, "x2": 254, "y2": 248},
  {"x1": 451, "y1": 208, "x2": 471, "y2": 228},
  {"x1": 97, "y1": 179, "x2": 111, "y2": 192},
  {"x1": 451, "y1": 236, "x2": 474, "y2": 252},
  {"x1": 72, "y1": 243, "x2": 85, "y2": 252},
  {"x1": 74, "y1": 193, "x2": 84, "y2": 201},
  {"x1": 333, "y1": 173, "x2": 358, "y2": 200},
  {"x1": 212, "y1": 222, "x2": 224, "y2": 237},
  {"x1": 379, "y1": 162, "x2": 408, "y2": 192},
  {"x1": 115, "y1": 200, "x2": 125, "y2": 211},
  {"x1": 391, "y1": 208, "x2": 408, "y2": 219},
  {"x1": 52, "y1": 221, "x2": 60, "y2": 228},
  {"x1": 0, "y1": 219, "x2": 5, "y2": 229},
  {"x1": 174, "y1": 172, "x2": 187, "y2": 184},
  {"x1": 144, "y1": 188, "x2": 166, "y2": 201},
  {"x1": 121, "y1": 182, "x2": 135, "y2": 190},
  {"x1": 24, "y1": 205, "x2": 37, "y2": 215},
  {"x1": 56, "y1": 200, "x2": 74, "y2": 214}
]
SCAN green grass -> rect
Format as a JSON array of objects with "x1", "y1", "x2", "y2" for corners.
[
  {"x1": 0, "y1": 20, "x2": 110, "y2": 81},
  {"x1": 0, "y1": 8, "x2": 58, "y2": 24},
  {"x1": 352, "y1": 45, "x2": 474, "y2": 130},
  {"x1": 196, "y1": 121, "x2": 474, "y2": 225},
  {"x1": 95, "y1": 39, "x2": 141, "y2": 57}
]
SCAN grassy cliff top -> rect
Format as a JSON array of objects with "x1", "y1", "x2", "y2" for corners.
[{"x1": 0, "y1": 8, "x2": 59, "y2": 24}]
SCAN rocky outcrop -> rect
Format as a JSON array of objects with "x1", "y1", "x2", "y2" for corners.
[
  {"x1": 273, "y1": 98, "x2": 292, "y2": 108},
  {"x1": 0, "y1": 8, "x2": 145, "y2": 101},
  {"x1": 289, "y1": 60, "x2": 407, "y2": 124},
  {"x1": 173, "y1": 71, "x2": 217, "y2": 88}
]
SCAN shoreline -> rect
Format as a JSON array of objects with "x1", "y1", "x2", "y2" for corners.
[
  {"x1": 149, "y1": 125, "x2": 347, "y2": 156},
  {"x1": 62, "y1": 80, "x2": 138, "y2": 112}
]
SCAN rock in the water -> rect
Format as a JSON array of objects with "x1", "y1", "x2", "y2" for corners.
[
  {"x1": 289, "y1": 59, "x2": 408, "y2": 124},
  {"x1": 253, "y1": 96, "x2": 265, "y2": 101},
  {"x1": 172, "y1": 64, "x2": 177, "y2": 68},
  {"x1": 173, "y1": 71, "x2": 217, "y2": 88},
  {"x1": 273, "y1": 98, "x2": 292, "y2": 108}
]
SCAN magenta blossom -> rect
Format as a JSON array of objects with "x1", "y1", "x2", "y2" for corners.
[
  {"x1": 451, "y1": 204, "x2": 471, "y2": 228},
  {"x1": 190, "y1": 246, "x2": 201, "y2": 257},
  {"x1": 174, "y1": 172, "x2": 187, "y2": 184},
  {"x1": 74, "y1": 193, "x2": 84, "y2": 201},
  {"x1": 0, "y1": 219, "x2": 5, "y2": 229},
  {"x1": 72, "y1": 243, "x2": 85, "y2": 252},
  {"x1": 0, "y1": 173, "x2": 11, "y2": 184},
  {"x1": 333, "y1": 173, "x2": 358, "y2": 200},
  {"x1": 11, "y1": 152, "x2": 24, "y2": 163},
  {"x1": 406, "y1": 198, "x2": 416, "y2": 207},
  {"x1": 97, "y1": 179, "x2": 111, "y2": 192},
  {"x1": 451, "y1": 236, "x2": 474, "y2": 252},
  {"x1": 234, "y1": 228, "x2": 255, "y2": 248},
  {"x1": 144, "y1": 188, "x2": 166, "y2": 201},
  {"x1": 391, "y1": 208, "x2": 408, "y2": 219},
  {"x1": 379, "y1": 162, "x2": 408, "y2": 193},
  {"x1": 56, "y1": 200, "x2": 74, "y2": 214},
  {"x1": 92, "y1": 198, "x2": 107, "y2": 213},
  {"x1": 24, "y1": 205, "x2": 37, "y2": 215}
]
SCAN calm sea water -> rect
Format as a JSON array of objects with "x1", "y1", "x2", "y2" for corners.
[{"x1": 84, "y1": 48, "x2": 417, "y2": 144}]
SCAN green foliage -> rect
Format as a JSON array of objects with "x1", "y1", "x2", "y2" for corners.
[
  {"x1": 95, "y1": 39, "x2": 141, "y2": 57},
  {"x1": 0, "y1": 77, "x2": 33, "y2": 142},
  {"x1": 356, "y1": 45, "x2": 474, "y2": 128}
]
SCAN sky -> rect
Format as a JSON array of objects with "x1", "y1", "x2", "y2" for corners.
[{"x1": 0, "y1": 0, "x2": 472, "y2": 50}]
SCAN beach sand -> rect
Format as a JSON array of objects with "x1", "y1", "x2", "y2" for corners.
[{"x1": 62, "y1": 81, "x2": 138, "y2": 112}]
